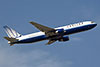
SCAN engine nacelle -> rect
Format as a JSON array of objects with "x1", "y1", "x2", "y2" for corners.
[
  {"x1": 58, "y1": 36, "x2": 69, "y2": 42},
  {"x1": 56, "y1": 29, "x2": 64, "y2": 33}
]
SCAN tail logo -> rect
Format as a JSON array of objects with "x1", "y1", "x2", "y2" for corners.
[{"x1": 4, "y1": 26, "x2": 21, "y2": 38}]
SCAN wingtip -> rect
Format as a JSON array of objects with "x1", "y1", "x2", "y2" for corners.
[
  {"x1": 29, "y1": 21, "x2": 33, "y2": 23},
  {"x1": 10, "y1": 44, "x2": 14, "y2": 46},
  {"x1": 45, "y1": 44, "x2": 50, "y2": 45},
  {"x1": 29, "y1": 21, "x2": 36, "y2": 24},
  {"x1": 30, "y1": 21, "x2": 39, "y2": 24}
]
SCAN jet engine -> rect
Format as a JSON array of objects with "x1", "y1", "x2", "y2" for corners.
[
  {"x1": 56, "y1": 29, "x2": 65, "y2": 34},
  {"x1": 58, "y1": 36, "x2": 69, "y2": 42}
]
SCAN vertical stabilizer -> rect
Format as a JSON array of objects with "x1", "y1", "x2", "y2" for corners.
[{"x1": 3, "y1": 26, "x2": 21, "y2": 38}]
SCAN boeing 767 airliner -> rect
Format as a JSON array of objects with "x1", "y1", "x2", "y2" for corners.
[{"x1": 4, "y1": 21, "x2": 97, "y2": 46}]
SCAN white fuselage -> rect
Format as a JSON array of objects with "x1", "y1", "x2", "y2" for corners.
[{"x1": 13, "y1": 21, "x2": 97, "y2": 44}]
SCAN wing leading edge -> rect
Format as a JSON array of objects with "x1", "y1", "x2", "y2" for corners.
[{"x1": 30, "y1": 21, "x2": 55, "y2": 32}]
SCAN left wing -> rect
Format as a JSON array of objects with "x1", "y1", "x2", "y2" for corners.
[
  {"x1": 30, "y1": 21, "x2": 57, "y2": 37},
  {"x1": 30, "y1": 21, "x2": 63, "y2": 45},
  {"x1": 30, "y1": 21, "x2": 55, "y2": 33},
  {"x1": 30, "y1": 21, "x2": 58, "y2": 45}
]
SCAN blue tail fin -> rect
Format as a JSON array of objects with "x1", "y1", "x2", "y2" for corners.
[{"x1": 4, "y1": 26, "x2": 22, "y2": 38}]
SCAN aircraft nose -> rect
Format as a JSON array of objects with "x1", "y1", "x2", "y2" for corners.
[
  {"x1": 91, "y1": 23, "x2": 97, "y2": 28},
  {"x1": 94, "y1": 23, "x2": 97, "y2": 27}
]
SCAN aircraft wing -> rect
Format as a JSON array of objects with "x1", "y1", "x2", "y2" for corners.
[
  {"x1": 46, "y1": 39, "x2": 57, "y2": 45},
  {"x1": 30, "y1": 21, "x2": 55, "y2": 32},
  {"x1": 30, "y1": 21, "x2": 56, "y2": 36}
]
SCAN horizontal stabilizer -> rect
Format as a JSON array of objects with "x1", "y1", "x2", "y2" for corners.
[
  {"x1": 4, "y1": 37, "x2": 18, "y2": 42},
  {"x1": 4, "y1": 37, "x2": 18, "y2": 46}
]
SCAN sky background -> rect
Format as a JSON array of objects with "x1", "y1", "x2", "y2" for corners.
[{"x1": 0, "y1": 0, "x2": 100, "y2": 67}]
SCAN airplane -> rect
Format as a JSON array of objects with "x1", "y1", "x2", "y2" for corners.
[{"x1": 4, "y1": 21, "x2": 97, "y2": 46}]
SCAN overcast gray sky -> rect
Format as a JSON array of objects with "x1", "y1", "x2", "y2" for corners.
[{"x1": 0, "y1": 0, "x2": 100, "y2": 67}]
